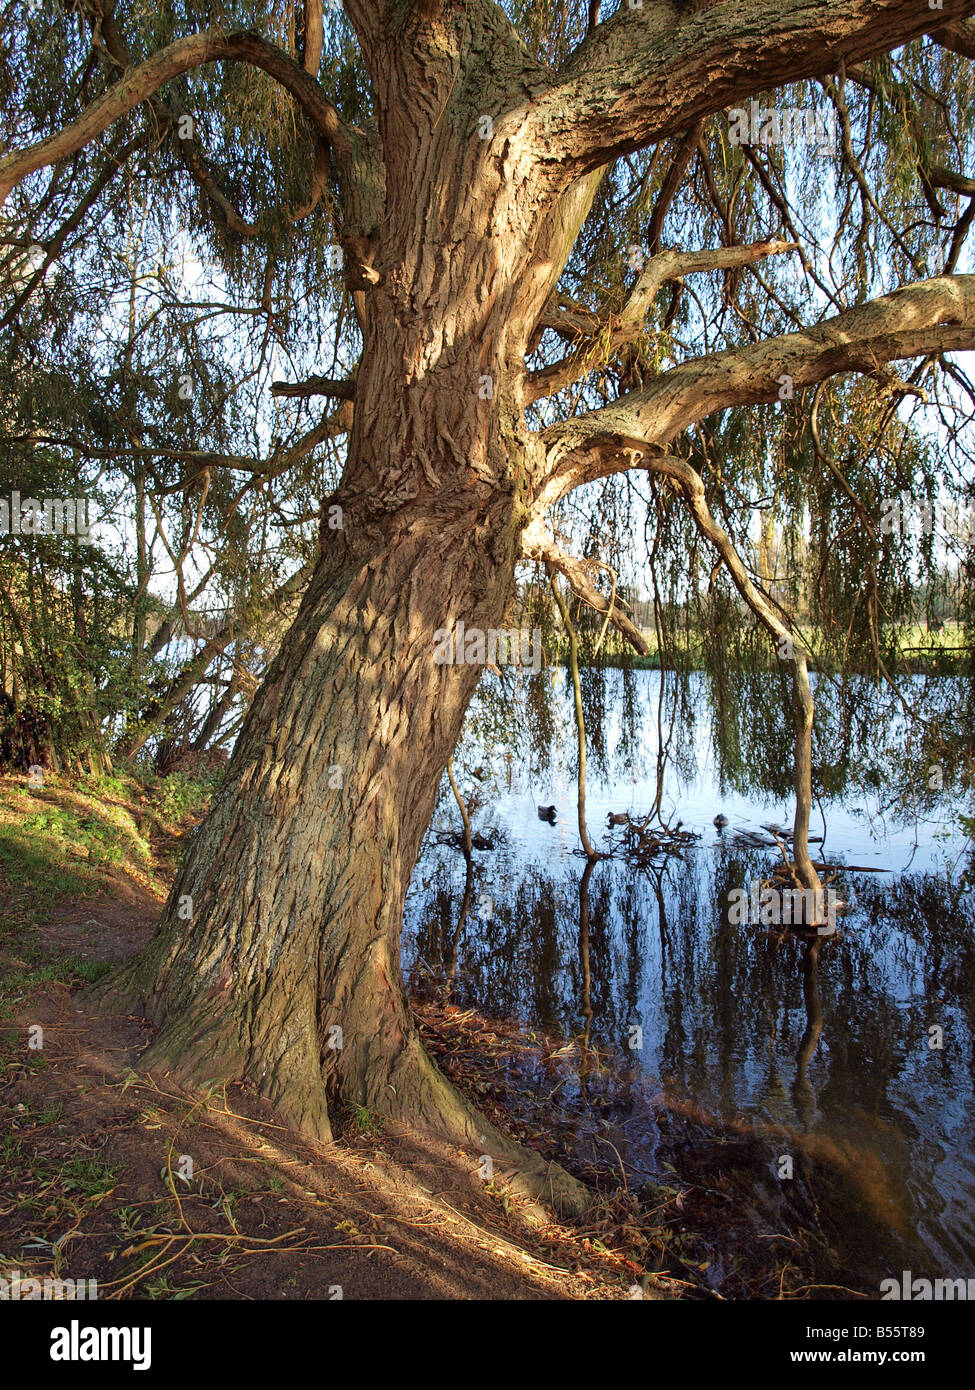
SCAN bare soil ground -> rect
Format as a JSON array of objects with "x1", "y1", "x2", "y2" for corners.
[
  {"x1": 2, "y1": 979, "x2": 635, "y2": 1299},
  {"x1": 0, "y1": 776, "x2": 654, "y2": 1301}
]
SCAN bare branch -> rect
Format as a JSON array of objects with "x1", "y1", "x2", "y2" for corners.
[
  {"x1": 0, "y1": 134, "x2": 144, "y2": 332},
  {"x1": 21, "y1": 402, "x2": 353, "y2": 480},
  {"x1": 290, "y1": 137, "x2": 331, "y2": 222},
  {"x1": 176, "y1": 131, "x2": 259, "y2": 237},
  {"x1": 270, "y1": 375, "x2": 356, "y2": 400},
  {"x1": 641, "y1": 450, "x2": 823, "y2": 896},
  {"x1": 647, "y1": 121, "x2": 704, "y2": 255},
  {"x1": 528, "y1": 237, "x2": 797, "y2": 402},
  {"x1": 303, "y1": 0, "x2": 324, "y2": 76},
  {"x1": 521, "y1": 519, "x2": 651, "y2": 657},
  {"x1": 534, "y1": 292, "x2": 605, "y2": 344}
]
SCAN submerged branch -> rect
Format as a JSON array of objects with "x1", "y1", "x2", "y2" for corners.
[
  {"x1": 645, "y1": 454, "x2": 824, "y2": 905},
  {"x1": 546, "y1": 564, "x2": 599, "y2": 862},
  {"x1": 446, "y1": 757, "x2": 473, "y2": 861}
]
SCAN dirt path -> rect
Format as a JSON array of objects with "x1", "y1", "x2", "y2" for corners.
[
  {"x1": 0, "y1": 795, "x2": 644, "y2": 1300},
  {"x1": 3, "y1": 979, "x2": 631, "y2": 1299}
]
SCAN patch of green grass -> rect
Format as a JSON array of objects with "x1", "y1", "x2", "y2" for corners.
[
  {"x1": 78, "y1": 772, "x2": 131, "y2": 801},
  {"x1": 8, "y1": 1099, "x2": 63, "y2": 1125},
  {"x1": 0, "y1": 796, "x2": 156, "y2": 914},
  {"x1": 347, "y1": 1103, "x2": 383, "y2": 1136},
  {"x1": 58, "y1": 1157, "x2": 121, "y2": 1199},
  {"x1": 145, "y1": 1274, "x2": 206, "y2": 1300},
  {"x1": 115, "y1": 1205, "x2": 142, "y2": 1237},
  {"x1": 3, "y1": 1137, "x2": 123, "y2": 1235},
  {"x1": 0, "y1": 816, "x2": 94, "y2": 911},
  {"x1": 0, "y1": 1129, "x2": 26, "y2": 1172},
  {"x1": 0, "y1": 948, "x2": 110, "y2": 1023}
]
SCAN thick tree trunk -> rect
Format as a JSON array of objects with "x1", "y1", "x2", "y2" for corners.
[
  {"x1": 93, "y1": 2, "x2": 602, "y2": 1214},
  {"x1": 13, "y1": 0, "x2": 973, "y2": 1225},
  {"x1": 97, "y1": 355, "x2": 585, "y2": 1212}
]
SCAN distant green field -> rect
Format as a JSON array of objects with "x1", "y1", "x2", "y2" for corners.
[{"x1": 565, "y1": 621, "x2": 970, "y2": 673}]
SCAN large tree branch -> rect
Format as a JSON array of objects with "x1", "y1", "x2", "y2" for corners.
[
  {"x1": 94, "y1": 7, "x2": 259, "y2": 237},
  {"x1": 532, "y1": 0, "x2": 975, "y2": 178},
  {"x1": 270, "y1": 375, "x2": 356, "y2": 400},
  {"x1": 0, "y1": 29, "x2": 351, "y2": 206},
  {"x1": 928, "y1": 165, "x2": 975, "y2": 199},
  {"x1": 527, "y1": 236, "x2": 796, "y2": 402},
  {"x1": 929, "y1": 16, "x2": 975, "y2": 59},
  {"x1": 533, "y1": 292, "x2": 606, "y2": 345},
  {"x1": 536, "y1": 274, "x2": 975, "y2": 509},
  {"x1": 523, "y1": 166, "x2": 609, "y2": 356}
]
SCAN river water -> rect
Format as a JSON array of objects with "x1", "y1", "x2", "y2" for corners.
[{"x1": 403, "y1": 668, "x2": 975, "y2": 1288}]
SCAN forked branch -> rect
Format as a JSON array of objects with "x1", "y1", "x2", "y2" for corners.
[
  {"x1": 527, "y1": 237, "x2": 797, "y2": 402},
  {"x1": 535, "y1": 274, "x2": 975, "y2": 511},
  {"x1": 521, "y1": 519, "x2": 651, "y2": 658}
]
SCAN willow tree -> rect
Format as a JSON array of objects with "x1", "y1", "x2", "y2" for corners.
[{"x1": 3, "y1": 0, "x2": 975, "y2": 1199}]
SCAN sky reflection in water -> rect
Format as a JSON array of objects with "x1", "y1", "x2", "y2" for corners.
[{"x1": 404, "y1": 671, "x2": 975, "y2": 1277}]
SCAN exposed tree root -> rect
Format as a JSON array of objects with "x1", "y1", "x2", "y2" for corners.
[{"x1": 88, "y1": 957, "x2": 590, "y2": 1220}]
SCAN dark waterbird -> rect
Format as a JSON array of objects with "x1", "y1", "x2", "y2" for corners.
[{"x1": 537, "y1": 804, "x2": 557, "y2": 823}]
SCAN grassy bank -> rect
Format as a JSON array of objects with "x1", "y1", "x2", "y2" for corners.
[{"x1": 576, "y1": 620, "x2": 970, "y2": 674}]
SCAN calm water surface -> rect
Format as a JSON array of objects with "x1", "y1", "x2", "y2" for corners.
[{"x1": 403, "y1": 670, "x2": 975, "y2": 1283}]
